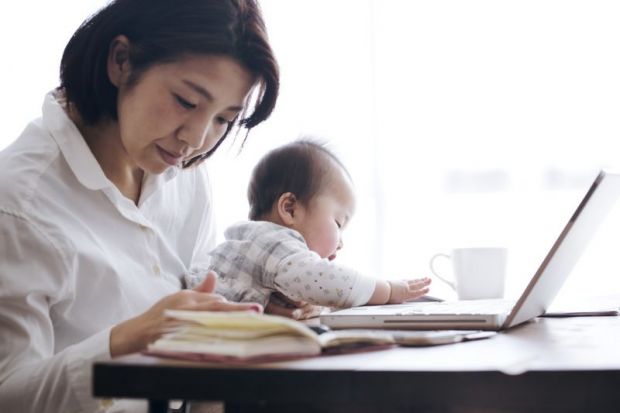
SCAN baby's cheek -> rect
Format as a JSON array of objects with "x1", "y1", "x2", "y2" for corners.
[
  {"x1": 324, "y1": 231, "x2": 341, "y2": 255},
  {"x1": 310, "y1": 238, "x2": 332, "y2": 259},
  {"x1": 308, "y1": 228, "x2": 340, "y2": 259}
]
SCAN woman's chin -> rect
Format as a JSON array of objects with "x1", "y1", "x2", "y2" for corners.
[{"x1": 142, "y1": 159, "x2": 176, "y2": 175}]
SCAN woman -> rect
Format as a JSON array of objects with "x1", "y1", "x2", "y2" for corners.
[{"x1": 0, "y1": 0, "x2": 279, "y2": 411}]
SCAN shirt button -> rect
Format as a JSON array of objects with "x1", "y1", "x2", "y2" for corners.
[
  {"x1": 139, "y1": 224, "x2": 149, "y2": 231},
  {"x1": 153, "y1": 264, "x2": 161, "y2": 276}
]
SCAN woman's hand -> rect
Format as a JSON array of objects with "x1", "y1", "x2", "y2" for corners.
[
  {"x1": 265, "y1": 292, "x2": 325, "y2": 320},
  {"x1": 109, "y1": 271, "x2": 262, "y2": 357}
]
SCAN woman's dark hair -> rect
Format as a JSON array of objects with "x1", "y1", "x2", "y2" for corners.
[
  {"x1": 248, "y1": 139, "x2": 349, "y2": 220},
  {"x1": 59, "y1": 0, "x2": 279, "y2": 165}
]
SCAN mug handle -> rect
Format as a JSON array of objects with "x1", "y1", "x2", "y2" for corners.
[{"x1": 429, "y1": 253, "x2": 456, "y2": 291}]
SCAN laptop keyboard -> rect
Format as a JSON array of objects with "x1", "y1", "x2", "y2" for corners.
[{"x1": 392, "y1": 299, "x2": 515, "y2": 315}]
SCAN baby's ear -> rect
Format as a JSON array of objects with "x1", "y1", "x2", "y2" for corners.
[{"x1": 276, "y1": 192, "x2": 298, "y2": 226}]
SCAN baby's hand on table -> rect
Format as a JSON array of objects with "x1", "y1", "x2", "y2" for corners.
[
  {"x1": 265, "y1": 292, "x2": 325, "y2": 320},
  {"x1": 388, "y1": 277, "x2": 432, "y2": 304}
]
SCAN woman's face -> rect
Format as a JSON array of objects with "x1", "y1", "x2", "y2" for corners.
[{"x1": 115, "y1": 54, "x2": 255, "y2": 174}]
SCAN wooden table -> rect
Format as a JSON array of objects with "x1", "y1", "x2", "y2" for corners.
[{"x1": 93, "y1": 315, "x2": 620, "y2": 412}]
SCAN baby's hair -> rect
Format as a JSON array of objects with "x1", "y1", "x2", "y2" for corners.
[{"x1": 247, "y1": 139, "x2": 349, "y2": 220}]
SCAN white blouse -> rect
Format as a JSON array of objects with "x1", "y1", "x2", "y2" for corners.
[{"x1": 0, "y1": 92, "x2": 216, "y2": 412}]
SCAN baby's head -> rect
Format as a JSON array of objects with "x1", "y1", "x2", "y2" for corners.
[{"x1": 248, "y1": 140, "x2": 355, "y2": 260}]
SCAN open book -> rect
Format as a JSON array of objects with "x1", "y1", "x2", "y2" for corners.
[
  {"x1": 146, "y1": 310, "x2": 497, "y2": 363},
  {"x1": 145, "y1": 310, "x2": 396, "y2": 363}
]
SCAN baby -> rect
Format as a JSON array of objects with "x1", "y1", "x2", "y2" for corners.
[{"x1": 188, "y1": 140, "x2": 430, "y2": 314}]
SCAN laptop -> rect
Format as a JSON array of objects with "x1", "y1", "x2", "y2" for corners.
[{"x1": 321, "y1": 170, "x2": 620, "y2": 331}]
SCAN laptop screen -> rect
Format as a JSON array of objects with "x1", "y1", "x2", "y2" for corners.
[{"x1": 504, "y1": 170, "x2": 620, "y2": 328}]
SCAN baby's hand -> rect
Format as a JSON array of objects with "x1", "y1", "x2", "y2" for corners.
[
  {"x1": 387, "y1": 278, "x2": 432, "y2": 304},
  {"x1": 265, "y1": 292, "x2": 325, "y2": 320}
]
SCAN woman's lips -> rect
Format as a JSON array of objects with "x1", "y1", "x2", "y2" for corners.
[{"x1": 157, "y1": 146, "x2": 183, "y2": 166}]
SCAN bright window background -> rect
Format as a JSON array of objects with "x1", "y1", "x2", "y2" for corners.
[{"x1": 2, "y1": 1, "x2": 620, "y2": 304}]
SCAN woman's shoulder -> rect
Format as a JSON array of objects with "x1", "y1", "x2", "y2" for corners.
[
  {"x1": 0, "y1": 119, "x2": 62, "y2": 212},
  {"x1": 0, "y1": 113, "x2": 89, "y2": 255},
  {"x1": 0, "y1": 122, "x2": 80, "y2": 279}
]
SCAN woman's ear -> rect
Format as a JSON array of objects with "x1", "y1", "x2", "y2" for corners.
[
  {"x1": 107, "y1": 35, "x2": 131, "y2": 87},
  {"x1": 276, "y1": 192, "x2": 298, "y2": 226}
]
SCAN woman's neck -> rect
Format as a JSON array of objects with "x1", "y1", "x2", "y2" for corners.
[{"x1": 67, "y1": 107, "x2": 144, "y2": 204}]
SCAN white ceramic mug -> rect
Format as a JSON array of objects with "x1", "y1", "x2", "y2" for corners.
[{"x1": 429, "y1": 247, "x2": 508, "y2": 300}]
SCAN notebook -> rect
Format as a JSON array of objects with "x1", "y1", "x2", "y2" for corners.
[{"x1": 321, "y1": 170, "x2": 620, "y2": 331}]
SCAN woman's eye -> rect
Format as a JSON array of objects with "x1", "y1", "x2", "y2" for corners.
[
  {"x1": 335, "y1": 221, "x2": 342, "y2": 229},
  {"x1": 216, "y1": 116, "x2": 234, "y2": 127},
  {"x1": 174, "y1": 94, "x2": 197, "y2": 110}
]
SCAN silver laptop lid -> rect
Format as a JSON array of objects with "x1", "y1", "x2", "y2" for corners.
[{"x1": 503, "y1": 170, "x2": 620, "y2": 329}]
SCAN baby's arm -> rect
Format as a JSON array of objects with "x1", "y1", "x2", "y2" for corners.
[
  {"x1": 367, "y1": 278, "x2": 432, "y2": 305},
  {"x1": 272, "y1": 251, "x2": 376, "y2": 308}
]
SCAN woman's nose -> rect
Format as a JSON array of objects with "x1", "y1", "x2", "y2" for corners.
[
  {"x1": 181, "y1": 124, "x2": 209, "y2": 150},
  {"x1": 178, "y1": 117, "x2": 217, "y2": 151}
]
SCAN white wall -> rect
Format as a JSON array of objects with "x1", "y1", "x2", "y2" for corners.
[
  {"x1": 0, "y1": 1, "x2": 105, "y2": 143},
  {"x1": 3, "y1": 1, "x2": 620, "y2": 303}
]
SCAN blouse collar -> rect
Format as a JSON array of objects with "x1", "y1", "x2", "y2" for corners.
[{"x1": 41, "y1": 90, "x2": 179, "y2": 203}]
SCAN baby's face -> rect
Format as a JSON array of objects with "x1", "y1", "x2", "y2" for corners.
[{"x1": 294, "y1": 167, "x2": 356, "y2": 260}]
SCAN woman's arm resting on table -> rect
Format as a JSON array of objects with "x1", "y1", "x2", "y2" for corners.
[
  {"x1": 0, "y1": 212, "x2": 261, "y2": 412},
  {"x1": 110, "y1": 271, "x2": 262, "y2": 357}
]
